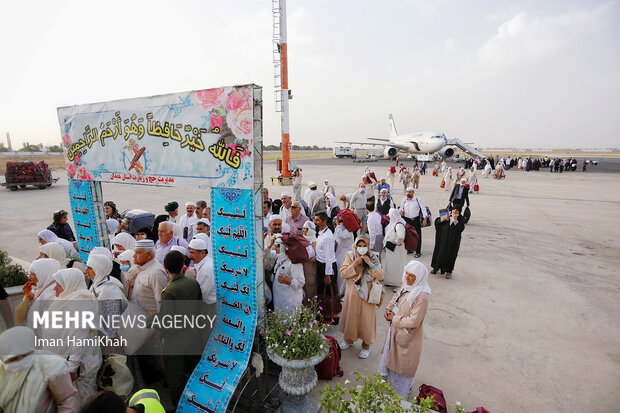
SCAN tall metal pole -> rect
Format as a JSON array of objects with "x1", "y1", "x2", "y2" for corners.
[
  {"x1": 6, "y1": 132, "x2": 12, "y2": 151},
  {"x1": 279, "y1": 0, "x2": 292, "y2": 179}
]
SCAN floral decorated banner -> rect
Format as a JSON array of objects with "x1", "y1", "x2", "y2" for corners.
[
  {"x1": 178, "y1": 188, "x2": 257, "y2": 413},
  {"x1": 68, "y1": 179, "x2": 106, "y2": 262},
  {"x1": 57, "y1": 85, "x2": 257, "y2": 189}
]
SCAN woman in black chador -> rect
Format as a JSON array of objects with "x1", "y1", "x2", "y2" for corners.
[{"x1": 430, "y1": 208, "x2": 465, "y2": 279}]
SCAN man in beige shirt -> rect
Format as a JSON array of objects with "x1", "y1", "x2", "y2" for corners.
[{"x1": 132, "y1": 239, "x2": 168, "y2": 314}]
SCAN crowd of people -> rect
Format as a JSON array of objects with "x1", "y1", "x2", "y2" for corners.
[
  {"x1": 261, "y1": 163, "x2": 477, "y2": 397},
  {"x1": 0, "y1": 159, "x2": 484, "y2": 412}
]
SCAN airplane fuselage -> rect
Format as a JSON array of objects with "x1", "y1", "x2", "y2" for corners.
[{"x1": 390, "y1": 131, "x2": 447, "y2": 154}]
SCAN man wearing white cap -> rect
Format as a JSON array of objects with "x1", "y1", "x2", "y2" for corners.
[
  {"x1": 279, "y1": 191, "x2": 298, "y2": 222},
  {"x1": 180, "y1": 201, "x2": 199, "y2": 241},
  {"x1": 306, "y1": 182, "x2": 324, "y2": 217},
  {"x1": 188, "y1": 238, "x2": 215, "y2": 304},
  {"x1": 132, "y1": 239, "x2": 169, "y2": 314},
  {"x1": 271, "y1": 236, "x2": 305, "y2": 310},
  {"x1": 377, "y1": 177, "x2": 390, "y2": 197},
  {"x1": 399, "y1": 187, "x2": 429, "y2": 258},
  {"x1": 264, "y1": 215, "x2": 283, "y2": 274},
  {"x1": 303, "y1": 181, "x2": 315, "y2": 206},
  {"x1": 351, "y1": 182, "x2": 369, "y2": 234}
]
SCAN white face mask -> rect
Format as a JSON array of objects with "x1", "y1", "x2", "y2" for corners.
[
  {"x1": 357, "y1": 247, "x2": 368, "y2": 255},
  {"x1": 3, "y1": 355, "x2": 35, "y2": 373}
]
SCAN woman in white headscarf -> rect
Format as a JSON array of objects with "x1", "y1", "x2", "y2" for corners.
[
  {"x1": 106, "y1": 218, "x2": 120, "y2": 237},
  {"x1": 38, "y1": 242, "x2": 85, "y2": 272},
  {"x1": 383, "y1": 208, "x2": 408, "y2": 287},
  {"x1": 0, "y1": 326, "x2": 77, "y2": 413},
  {"x1": 36, "y1": 230, "x2": 79, "y2": 261},
  {"x1": 112, "y1": 232, "x2": 136, "y2": 256},
  {"x1": 378, "y1": 260, "x2": 431, "y2": 397},
  {"x1": 441, "y1": 167, "x2": 453, "y2": 191},
  {"x1": 85, "y1": 253, "x2": 127, "y2": 341},
  {"x1": 44, "y1": 269, "x2": 101, "y2": 409},
  {"x1": 325, "y1": 192, "x2": 339, "y2": 220},
  {"x1": 14, "y1": 258, "x2": 60, "y2": 327},
  {"x1": 323, "y1": 179, "x2": 335, "y2": 196},
  {"x1": 339, "y1": 235, "x2": 384, "y2": 359}
]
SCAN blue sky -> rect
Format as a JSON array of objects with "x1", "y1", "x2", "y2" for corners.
[{"x1": 0, "y1": 0, "x2": 618, "y2": 149}]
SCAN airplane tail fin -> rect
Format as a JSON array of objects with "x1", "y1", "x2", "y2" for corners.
[{"x1": 388, "y1": 114, "x2": 398, "y2": 139}]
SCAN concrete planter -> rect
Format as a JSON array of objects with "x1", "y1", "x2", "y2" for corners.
[{"x1": 267, "y1": 347, "x2": 328, "y2": 413}]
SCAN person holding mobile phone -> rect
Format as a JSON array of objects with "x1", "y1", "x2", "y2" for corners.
[{"x1": 430, "y1": 208, "x2": 465, "y2": 279}]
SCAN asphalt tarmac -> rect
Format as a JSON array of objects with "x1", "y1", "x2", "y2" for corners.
[{"x1": 1, "y1": 157, "x2": 619, "y2": 412}]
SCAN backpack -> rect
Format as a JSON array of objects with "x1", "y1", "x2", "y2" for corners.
[
  {"x1": 462, "y1": 206, "x2": 471, "y2": 224},
  {"x1": 311, "y1": 196, "x2": 327, "y2": 218},
  {"x1": 336, "y1": 209, "x2": 361, "y2": 232},
  {"x1": 280, "y1": 233, "x2": 315, "y2": 264},
  {"x1": 397, "y1": 222, "x2": 419, "y2": 252},
  {"x1": 315, "y1": 335, "x2": 344, "y2": 380},
  {"x1": 298, "y1": 199, "x2": 311, "y2": 217},
  {"x1": 416, "y1": 384, "x2": 447, "y2": 413}
]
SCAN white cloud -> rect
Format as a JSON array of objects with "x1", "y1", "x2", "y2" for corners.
[{"x1": 444, "y1": 38, "x2": 456, "y2": 52}]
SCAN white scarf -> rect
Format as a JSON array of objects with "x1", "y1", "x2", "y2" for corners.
[
  {"x1": 0, "y1": 327, "x2": 71, "y2": 413},
  {"x1": 384, "y1": 208, "x2": 406, "y2": 246},
  {"x1": 29, "y1": 258, "x2": 60, "y2": 300},
  {"x1": 401, "y1": 260, "x2": 432, "y2": 305}
]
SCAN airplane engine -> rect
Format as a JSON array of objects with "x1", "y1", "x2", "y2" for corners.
[
  {"x1": 437, "y1": 146, "x2": 455, "y2": 159},
  {"x1": 383, "y1": 147, "x2": 398, "y2": 159}
]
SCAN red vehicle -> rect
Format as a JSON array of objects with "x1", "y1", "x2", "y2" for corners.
[{"x1": 2, "y1": 161, "x2": 58, "y2": 191}]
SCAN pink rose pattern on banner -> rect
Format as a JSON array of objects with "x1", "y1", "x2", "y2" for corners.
[{"x1": 61, "y1": 86, "x2": 255, "y2": 182}]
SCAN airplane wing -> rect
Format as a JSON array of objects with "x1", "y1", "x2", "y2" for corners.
[{"x1": 333, "y1": 140, "x2": 411, "y2": 150}]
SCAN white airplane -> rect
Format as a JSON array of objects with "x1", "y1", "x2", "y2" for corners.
[{"x1": 335, "y1": 114, "x2": 483, "y2": 159}]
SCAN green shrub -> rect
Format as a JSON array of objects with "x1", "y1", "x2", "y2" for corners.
[{"x1": 0, "y1": 250, "x2": 28, "y2": 287}]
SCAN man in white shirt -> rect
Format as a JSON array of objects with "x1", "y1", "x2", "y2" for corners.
[
  {"x1": 195, "y1": 219, "x2": 212, "y2": 256},
  {"x1": 188, "y1": 238, "x2": 216, "y2": 304},
  {"x1": 366, "y1": 202, "x2": 383, "y2": 254},
  {"x1": 399, "y1": 186, "x2": 429, "y2": 257},
  {"x1": 179, "y1": 202, "x2": 199, "y2": 241},
  {"x1": 306, "y1": 183, "x2": 324, "y2": 217},
  {"x1": 263, "y1": 200, "x2": 273, "y2": 233},
  {"x1": 313, "y1": 211, "x2": 338, "y2": 294}
]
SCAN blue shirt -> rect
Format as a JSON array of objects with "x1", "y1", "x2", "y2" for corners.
[
  {"x1": 377, "y1": 182, "x2": 391, "y2": 197},
  {"x1": 155, "y1": 236, "x2": 189, "y2": 264}
]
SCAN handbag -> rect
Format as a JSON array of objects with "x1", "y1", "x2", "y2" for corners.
[
  {"x1": 440, "y1": 179, "x2": 445, "y2": 188},
  {"x1": 385, "y1": 241, "x2": 396, "y2": 252},
  {"x1": 318, "y1": 284, "x2": 342, "y2": 325},
  {"x1": 417, "y1": 384, "x2": 447, "y2": 413},
  {"x1": 97, "y1": 354, "x2": 135, "y2": 396},
  {"x1": 367, "y1": 280, "x2": 384, "y2": 305}
]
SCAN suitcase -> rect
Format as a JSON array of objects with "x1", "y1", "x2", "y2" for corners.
[{"x1": 122, "y1": 209, "x2": 155, "y2": 234}]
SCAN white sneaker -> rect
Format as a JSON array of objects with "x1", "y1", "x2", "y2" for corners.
[
  {"x1": 340, "y1": 341, "x2": 351, "y2": 350},
  {"x1": 359, "y1": 349, "x2": 370, "y2": 359}
]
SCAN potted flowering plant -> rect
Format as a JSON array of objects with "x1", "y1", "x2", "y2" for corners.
[
  {"x1": 320, "y1": 372, "x2": 437, "y2": 413},
  {"x1": 262, "y1": 300, "x2": 329, "y2": 413}
]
